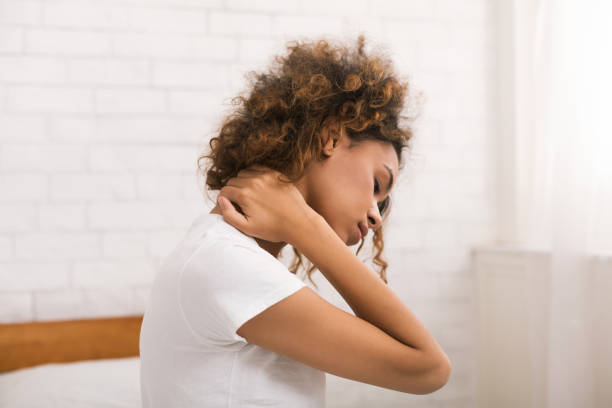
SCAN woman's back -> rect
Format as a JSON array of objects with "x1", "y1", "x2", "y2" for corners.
[{"x1": 139, "y1": 212, "x2": 325, "y2": 408}]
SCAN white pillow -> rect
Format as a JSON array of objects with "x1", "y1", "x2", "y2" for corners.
[{"x1": 0, "y1": 357, "x2": 140, "y2": 408}]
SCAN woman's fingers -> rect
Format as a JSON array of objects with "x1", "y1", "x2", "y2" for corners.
[
  {"x1": 247, "y1": 164, "x2": 271, "y2": 172},
  {"x1": 236, "y1": 168, "x2": 264, "y2": 179},
  {"x1": 235, "y1": 170, "x2": 258, "y2": 179},
  {"x1": 217, "y1": 186, "x2": 249, "y2": 231},
  {"x1": 217, "y1": 195, "x2": 246, "y2": 230},
  {"x1": 225, "y1": 176, "x2": 250, "y2": 188},
  {"x1": 219, "y1": 185, "x2": 246, "y2": 209},
  {"x1": 238, "y1": 165, "x2": 273, "y2": 176}
]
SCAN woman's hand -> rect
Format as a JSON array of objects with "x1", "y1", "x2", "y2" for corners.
[{"x1": 216, "y1": 165, "x2": 318, "y2": 244}]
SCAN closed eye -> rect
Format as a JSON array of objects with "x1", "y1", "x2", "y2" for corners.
[
  {"x1": 374, "y1": 178, "x2": 389, "y2": 215},
  {"x1": 378, "y1": 197, "x2": 389, "y2": 215}
]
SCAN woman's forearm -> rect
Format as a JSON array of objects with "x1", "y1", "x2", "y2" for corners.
[{"x1": 291, "y1": 211, "x2": 451, "y2": 370}]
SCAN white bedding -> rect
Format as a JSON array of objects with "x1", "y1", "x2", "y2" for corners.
[{"x1": 0, "y1": 357, "x2": 140, "y2": 408}]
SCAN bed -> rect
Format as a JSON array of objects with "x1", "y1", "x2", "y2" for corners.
[{"x1": 0, "y1": 315, "x2": 143, "y2": 407}]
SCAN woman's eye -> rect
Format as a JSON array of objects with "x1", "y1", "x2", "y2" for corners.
[
  {"x1": 374, "y1": 178, "x2": 380, "y2": 194},
  {"x1": 378, "y1": 199, "x2": 387, "y2": 215}
]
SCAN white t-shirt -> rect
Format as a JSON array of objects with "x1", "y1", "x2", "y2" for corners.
[{"x1": 139, "y1": 212, "x2": 326, "y2": 408}]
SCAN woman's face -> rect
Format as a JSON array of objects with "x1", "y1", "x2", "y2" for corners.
[{"x1": 300, "y1": 128, "x2": 399, "y2": 246}]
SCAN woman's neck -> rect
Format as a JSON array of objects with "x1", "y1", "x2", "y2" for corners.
[
  {"x1": 209, "y1": 176, "x2": 310, "y2": 262},
  {"x1": 209, "y1": 204, "x2": 288, "y2": 259}
]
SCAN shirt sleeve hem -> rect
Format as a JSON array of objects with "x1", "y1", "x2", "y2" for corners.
[{"x1": 230, "y1": 278, "x2": 307, "y2": 343}]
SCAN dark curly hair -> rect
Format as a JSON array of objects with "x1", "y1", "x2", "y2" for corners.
[{"x1": 197, "y1": 35, "x2": 419, "y2": 288}]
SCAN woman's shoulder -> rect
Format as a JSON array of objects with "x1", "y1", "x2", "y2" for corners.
[
  {"x1": 187, "y1": 211, "x2": 265, "y2": 259},
  {"x1": 187, "y1": 212, "x2": 253, "y2": 242},
  {"x1": 181, "y1": 212, "x2": 294, "y2": 282}
]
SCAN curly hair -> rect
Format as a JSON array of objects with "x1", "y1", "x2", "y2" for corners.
[{"x1": 197, "y1": 35, "x2": 418, "y2": 289}]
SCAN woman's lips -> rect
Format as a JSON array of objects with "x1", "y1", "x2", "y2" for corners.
[
  {"x1": 357, "y1": 222, "x2": 368, "y2": 239},
  {"x1": 349, "y1": 224, "x2": 361, "y2": 244}
]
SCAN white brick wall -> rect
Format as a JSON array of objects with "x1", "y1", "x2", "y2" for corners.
[{"x1": 0, "y1": 0, "x2": 498, "y2": 406}]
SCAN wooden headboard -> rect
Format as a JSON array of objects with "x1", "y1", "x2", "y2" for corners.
[{"x1": 0, "y1": 315, "x2": 143, "y2": 373}]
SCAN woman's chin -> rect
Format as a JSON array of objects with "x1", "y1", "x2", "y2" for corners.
[
  {"x1": 329, "y1": 223, "x2": 359, "y2": 246},
  {"x1": 346, "y1": 234, "x2": 361, "y2": 246}
]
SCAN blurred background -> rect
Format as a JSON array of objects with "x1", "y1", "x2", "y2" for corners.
[{"x1": 0, "y1": 0, "x2": 610, "y2": 407}]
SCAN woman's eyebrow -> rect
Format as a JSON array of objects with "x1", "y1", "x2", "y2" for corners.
[{"x1": 383, "y1": 164, "x2": 394, "y2": 192}]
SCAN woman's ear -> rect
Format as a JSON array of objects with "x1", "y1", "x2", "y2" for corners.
[{"x1": 321, "y1": 120, "x2": 341, "y2": 157}]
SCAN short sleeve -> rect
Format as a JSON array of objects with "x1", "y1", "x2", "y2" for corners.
[{"x1": 178, "y1": 239, "x2": 307, "y2": 347}]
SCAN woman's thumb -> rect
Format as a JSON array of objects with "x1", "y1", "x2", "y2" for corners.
[
  {"x1": 217, "y1": 195, "x2": 228, "y2": 211},
  {"x1": 217, "y1": 196, "x2": 247, "y2": 230},
  {"x1": 218, "y1": 195, "x2": 233, "y2": 216}
]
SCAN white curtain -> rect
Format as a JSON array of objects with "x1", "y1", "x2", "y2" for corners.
[{"x1": 514, "y1": 0, "x2": 612, "y2": 407}]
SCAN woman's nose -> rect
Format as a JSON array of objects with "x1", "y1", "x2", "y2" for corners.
[{"x1": 367, "y1": 202, "x2": 382, "y2": 230}]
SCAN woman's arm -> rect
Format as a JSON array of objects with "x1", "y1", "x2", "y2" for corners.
[
  {"x1": 289, "y1": 209, "x2": 451, "y2": 386},
  {"x1": 217, "y1": 167, "x2": 451, "y2": 388}
]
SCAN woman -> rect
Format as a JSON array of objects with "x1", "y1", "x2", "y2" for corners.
[{"x1": 139, "y1": 36, "x2": 451, "y2": 407}]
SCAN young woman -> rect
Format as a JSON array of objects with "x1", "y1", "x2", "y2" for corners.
[{"x1": 139, "y1": 36, "x2": 451, "y2": 407}]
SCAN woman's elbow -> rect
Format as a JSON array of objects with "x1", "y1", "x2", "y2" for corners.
[
  {"x1": 398, "y1": 350, "x2": 452, "y2": 395},
  {"x1": 422, "y1": 358, "x2": 452, "y2": 394}
]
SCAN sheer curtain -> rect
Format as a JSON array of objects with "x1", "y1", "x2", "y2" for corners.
[{"x1": 514, "y1": 0, "x2": 612, "y2": 406}]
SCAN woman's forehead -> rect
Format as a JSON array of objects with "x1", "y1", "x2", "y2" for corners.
[{"x1": 357, "y1": 139, "x2": 399, "y2": 171}]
